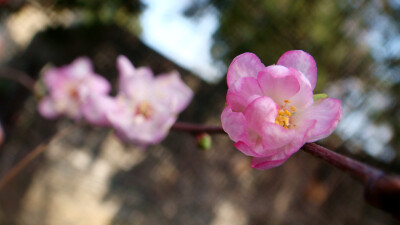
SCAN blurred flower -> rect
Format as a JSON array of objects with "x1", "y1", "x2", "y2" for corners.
[
  {"x1": 38, "y1": 57, "x2": 111, "y2": 120},
  {"x1": 0, "y1": 123, "x2": 4, "y2": 147},
  {"x1": 85, "y1": 55, "x2": 193, "y2": 146},
  {"x1": 221, "y1": 50, "x2": 342, "y2": 169}
]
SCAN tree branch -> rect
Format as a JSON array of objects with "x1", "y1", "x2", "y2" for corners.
[
  {"x1": 173, "y1": 122, "x2": 400, "y2": 218},
  {"x1": 0, "y1": 67, "x2": 35, "y2": 92}
]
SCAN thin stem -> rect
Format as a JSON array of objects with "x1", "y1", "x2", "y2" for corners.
[
  {"x1": 0, "y1": 126, "x2": 72, "y2": 191},
  {"x1": 0, "y1": 67, "x2": 35, "y2": 92},
  {"x1": 0, "y1": 142, "x2": 47, "y2": 191},
  {"x1": 172, "y1": 122, "x2": 400, "y2": 218},
  {"x1": 302, "y1": 143, "x2": 400, "y2": 218},
  {"x1": 301, "y1": 143, "x2": 382, "y2": 184},
  {"x1": 171, "y1": 122, "x2": 225, "y2": 134}
]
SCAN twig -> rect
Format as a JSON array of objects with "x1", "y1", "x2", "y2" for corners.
[
  {"x1": 0, "y1": 142, "x2": 47, "y2": 191},
  {"x1": 0, "y1": 126, "x2": 72, "y2": 191},
  {"x1": 0, "y1": 67, "x2": 35, "y2": 92},
  {"x1": 172, "y1": 122, "x2": 400, "y2": 218},
  {"x1": 171, "y1": 122, "x2": 225, "y2": 134},
  {"x1": 302, "y1": 143, "x2": 400, "y2": 218}
]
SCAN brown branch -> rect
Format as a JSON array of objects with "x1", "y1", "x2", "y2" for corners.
[
  {"x1": 173, "y1": 122, "x2": 400, "y2": 218},
  {"x1": 0, "y1": 126, "x2": 72, "y2": 191},
  {"x1": 301, "y1": 143, "x2": 382, "y2": 184},
  {"x1": 0, "y1": 142, "x2": 47, "y2": 191},
  {"x1": 302, "y1": 143, "x2": 400, "y2": 218},
  {"x1": 0, "y1": 67, "x2": 35, "y2": 92},
  {"x1": 171, "y1": 121, "x2": 225, "y2": 134}
]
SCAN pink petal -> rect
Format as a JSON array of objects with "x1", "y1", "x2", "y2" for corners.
[
  {"x1": 257, "y1": 65, "x2": 300, "y2": 105},
  {"x1": 136, "y1": 67, "x2": 154, "y2": 80},
  {"x1": 106, "y1": 98, "x2": 133, "y2": 132},
  {"x1": 244, "y1": 96, "x2": 295, "y2": 150},
  {"x1": 0, "y1": 123, "x2": 4, "y2": 147},
  {"x1": 117, "y1": 55, "x2": 136, "y2": 79},
  {"x1": 251, "y1": 152, "x2": 290, "y2": 170},
  {"x1": 38, "y1": 97, "x2": 59, "y2": 119},
  {"x1": 115, "y1": 108, "x2": 176, "y2": 145},
  {"x1": 43, "y1": 68, "x2": 65, "y2": 90},
  {"x1": 234, "y1": 141, "x2": 265, "y2": 157},
  {"x1": 226, "y1": 77, "x2": 262, "y2": 112},
  {"x1": 277, "y1": 50, "x2": 317, "y2": 90},
  {"x1": 243, "y1": 96, "x2": 277, "y2": 127},
  {"x1": 287, "y1": 68, "x2": 314, "y2": 110},
  {"x1": 85, "y1": 75, "x2": 111, "y2": 94},
  {"x1": 227, "y1": 52, "x2": 265, "y2": 87},
  {"x1": 68, "y1": 57, "x2": 93, "y2": 79},
  {"x1": 117, "y1": 55, "x2": 144, "y2": 94},
  {"x1": 221, "y1": 107, "x2": 248, "y2": 143},
  {"x1": 155, "y1": 71, "x2": 193, "y2": 113},
  {"x1": 82, "y1": 95, "x2": 116, "y2": 126},
  {"x1": 304, "y1": 98, "x2": 342, "y2": 142}
]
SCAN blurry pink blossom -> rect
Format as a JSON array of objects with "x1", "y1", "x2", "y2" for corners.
[
  {"x1": 38, "y1": 57, "x2": 111, "y2": 120},
  {"x1": 0, "y1": 123, "x2": 4, "y2": 147},
  {"x1": 84, "y1": 55, "x2": 193, "y2": 146},
  {"x1": 221, "y1": 50, "x2": 342, "y2": 169}
]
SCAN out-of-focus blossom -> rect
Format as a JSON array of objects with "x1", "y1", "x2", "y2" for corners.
[
  {"x1": 84, "y1": 55, "x2": 193, "y2": 146},
  {"x1": 221, "y1": 50, "x2": 342, "y2": 169},
  {"x1": 0, "y1": 123, "x2": 4, "y2": 147},
  {"x1": 38, "y1": 57, "x2": 111, "y2": 120}
]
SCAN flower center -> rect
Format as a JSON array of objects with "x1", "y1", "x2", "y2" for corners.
[
  {"x1": 275, "y1": 100, "x2": 297, "y2": 129},
  {"x1": 136, "y1": 101, "x2": 153, "y2": 119}
]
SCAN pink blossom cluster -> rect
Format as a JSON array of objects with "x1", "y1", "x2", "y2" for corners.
[
  {"x1": 221, "y1": 50, "x2": 342, "y2": 169},
  {"x1": 39, "y1": 56, "x2": 193, "y2": 146}
]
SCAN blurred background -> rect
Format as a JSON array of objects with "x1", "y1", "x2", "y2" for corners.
[{"x1": 0, "y1": 0, "x2": 400, "y2": 224}]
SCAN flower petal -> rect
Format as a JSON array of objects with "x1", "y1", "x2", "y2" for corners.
[
  {"x1": 221, "y1": 107, "x2": 248, "y2": 143},
  {"x1": 68, "y1": 57, "x2": 93, "y2": 79},
  {"x1": 38, "y1": 97, "x2": 59, "y2": 119},
  {"x1": 257, "y1": 65, "x2": 300, "y2": 105},
  {"x1": 277, "y1": 50, "x2": 317, "y2": 90},
  {"x1": 117, "y1": 55, "x2": 136, "y2": 79},
  {"x1": 234, "y1": 141, "x2": 265, "y2": 157},
  {"x1": 244, "y1": 96, "x2": 295, "y2": 150},
  {"x1": 226, "y1": 77, "x2": 262, "y2": 112},
  {"x1": 304, "y1": 98, "x2": 342, "y2": 142},
  {"x1": 243, "y1": 96, "x2": 277, "y2": 127},
  {"x1": 227, "y1": 52, "x2": 265, "y2": 87},
  {"x1": 85, "y1": 75, "x2": 111, "y2": 95},
  {"x1": 251, "y1": 152, "x2": 289, "y2": 170},
  {"x1": 82, "y1": 95, "x2": 117, "y2": 126},
  {"x1": 0, "y1": 123, "x2": 4, "y2": 147},
  {"x1": 155, "y1": 71, "x2": 193, "y2": 113},
  {"x1": 287, "y1": 68, "x2": 314, "y2": 110}
]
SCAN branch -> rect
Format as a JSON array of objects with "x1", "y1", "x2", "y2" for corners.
[
  {"x1": 0, "y1": 126, "x2": 73, "y2": 191},
  {"x1": 302, "y1": 143, "x2": 400, "y2": 218},
  {"x1": 173, "y1": 122, "x2": 400, "y2": 218},
  {"x1": 0, "y1": 67, "x2": 35, "y2": 92},
  {"x1": 171, "y1": 122, "x2": 225, "y2": 134}
]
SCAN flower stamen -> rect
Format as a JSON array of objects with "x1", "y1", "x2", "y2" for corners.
[
  {"x1": 275, "y1": 103, "x2": 297, "y2": 129},
  {"x1": 136, "y1": 101, "x2": 153, "y2": 119}
]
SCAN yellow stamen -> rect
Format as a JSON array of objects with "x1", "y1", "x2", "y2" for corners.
[
  {"x1": 275, "y1": 104, "x2": 297, "y2": 129},
  {"x1": 137, "y1": 101, "x2": 153, "y2": 119},
  {"x1": 283, "y1": 117, "x2": 289, "y2": 126}
]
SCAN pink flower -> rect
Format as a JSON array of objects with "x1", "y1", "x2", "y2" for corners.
[
  {"x1": 85, "y1": 55, "x2": 193, "y2": 146},
  {"x1": 38, "y1": 57, "x2": 111, "y2": 120},
  {"x1": 0, "y1": 123, "x2": 4, "y2": 147},
  {"x1": 221, "y1": 50, "x2": 342, "y2": 169}
]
